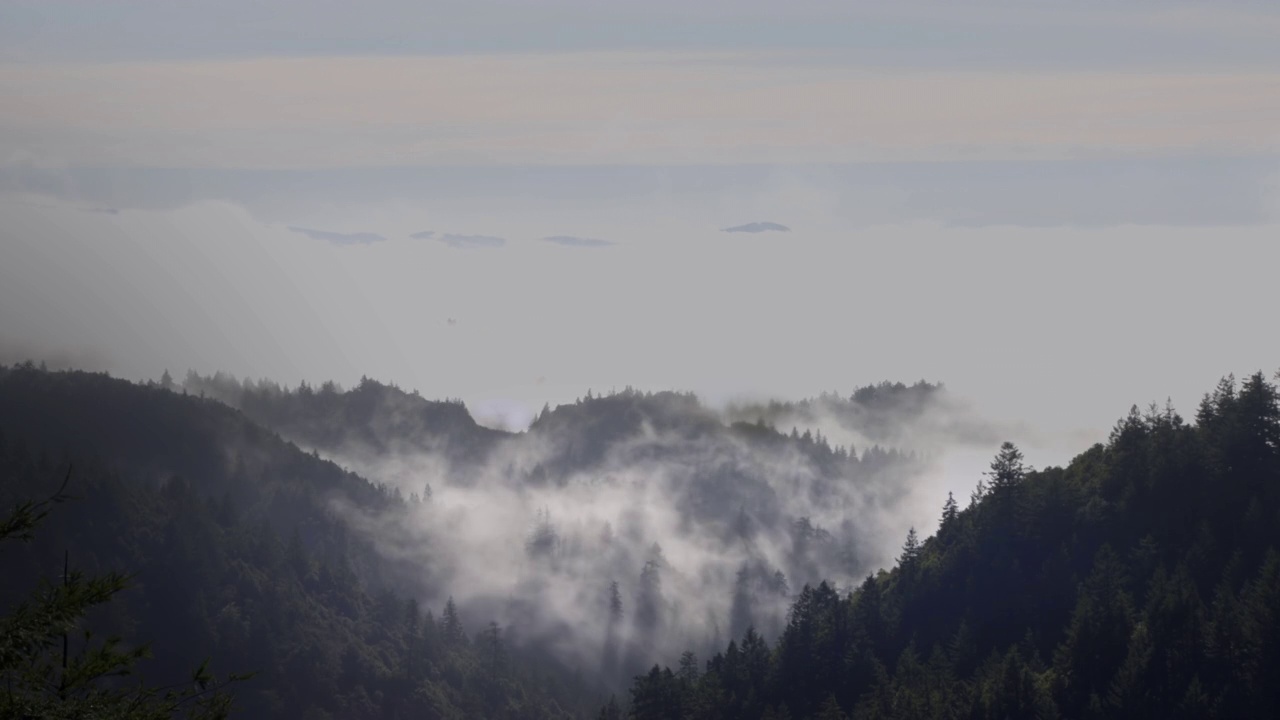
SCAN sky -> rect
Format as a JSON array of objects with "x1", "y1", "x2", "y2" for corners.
[{"x1": 2, "y1": 1, "x2": 1279, "y2": 466}]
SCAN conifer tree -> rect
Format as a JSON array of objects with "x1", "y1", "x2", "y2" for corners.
[
  {"x1": 481, "y1": 621, "x2": 505, "y2": 678},
  {"x1": 941, "y1": 491, "x2": 959, "y2": 528},
  {"x1": 678, "y1": 650, "x2": 699, "y2": 684},
  {"x1": 987, "y1": 441, "x2": 1027, "y2": 492},
  {"x1": 900, "y1": 527, "x2": 922, "y2": 565},
  {"x1": 597, "y1": 695, "x2": 621, "y2": 720},
  {"x1": 441, "y1": 596, "x2": 466, "y2": 646},
  {"x1": 0, "y1": 469, "x2": 247, "y2": 718}
]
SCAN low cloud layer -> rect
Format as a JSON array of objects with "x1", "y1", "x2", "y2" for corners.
[
  {"x1": 4, "y1": 193, "x2": 1280, "y2": 476},
  {"x1": 6, "y1": 158, "x2": 1276, "y2": 230},
  {"x1": 289, "y1": 225, "x2": 387, "y2": 245},
  {"x1": 7, "y1": 189, "x2": 1280, "y2": 682},
  {"x1": 185, "y1": 374, "x2": 990, "y2": 680}
]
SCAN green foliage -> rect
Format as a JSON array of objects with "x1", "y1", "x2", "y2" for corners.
[
  {"x1": 11, "y1": 362, "x2": 1280, "y2": 718},
  {"x1": 0, "y1": 367, "x2": 596, "y2": 719},
  {"x1": 618, "y1": 370, "x2": 1280, "y2": 719},
  {"x1": 0, "y1": 468, "x2": 247, "y2": 719}
]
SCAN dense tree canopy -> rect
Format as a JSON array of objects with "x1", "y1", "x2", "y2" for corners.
[
  {"x1": 622, "y1": 371, "x2": 1280, "y2": 719},
  {"x1": 0, "y1": 468, "x2": 246, "y2": 719},
  {"x1": 0, "y1": 364, "x2": 596, "y2": 719},
  {"x1": 7, "y1": 362, "x2": 1279, "y2": 718}
]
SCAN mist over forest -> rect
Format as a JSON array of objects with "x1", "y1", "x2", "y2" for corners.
[
  {"x1": 4, "y1": 2, "x2": 1280, "y2": 718},
  {"x1": 5, "y1": 361, "x2": 1280, "y2": 720},
  {"x1": 0, "y1": 363, "x2": 992, "y2": 714},
  {"x1": 178, "y1": 372, "x2": 986, "y2": 676}
]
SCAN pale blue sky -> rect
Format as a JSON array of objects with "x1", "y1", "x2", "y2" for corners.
[{"x1": 4, "y1": 1, "x2": 1280, "y2": 69}]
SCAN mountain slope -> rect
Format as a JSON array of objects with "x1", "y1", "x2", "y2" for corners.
[
  {"x1": 0, "y1": 364, "x2": 598, "y2": 719},
  {"x1": 171, "y1": 375, "x2": 931, "y2": 682},
  {"x1": 623, "y1": 371, "x2": 1280, "y2": 719},
  {"x1": 181, "y1": 371, "x2": 507, "y2": 478}
]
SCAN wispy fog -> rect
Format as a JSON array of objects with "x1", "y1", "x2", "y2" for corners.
[
  {"x1": 3, "y1": 1, "x2": 1279, "y2": 712},
  {"x1": 4, "y1": 193, "x2": 1278, "y2": 475},
  {"x1": 179, "y1": 372, "x2": 1013, "y2": 679}
]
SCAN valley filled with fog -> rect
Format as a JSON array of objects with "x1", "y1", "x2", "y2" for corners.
[
  {"x1": 181, "y1": 372, "x2": 1000, "y2": 681},
  {"x1": 4, "y1": 3, "x2": 1280, "y2": 716}
]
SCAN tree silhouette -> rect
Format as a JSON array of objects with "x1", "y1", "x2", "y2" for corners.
[{"x1": 0, "y1": 467, "x2": 247, "y2": 718}]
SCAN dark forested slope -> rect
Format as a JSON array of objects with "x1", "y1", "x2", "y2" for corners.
[
  {"x1": 0, "y1": 364, "x2": 596, "y2": 719},
  {"x1": 1, "y1": 365, "x2": 949, "y2": 717},
  {"x1": 176, "y1": 375, "x2": 930, "y2": 673},
  {"x1": 622, "y1": 371, "x2": 1280, "y2": 719},
  {"x1": 10, "y1": 364, "x2": 1277, "y2": 718},
  {"x1": 180, "y1": 371, "x2": 507, "y2": 477}
]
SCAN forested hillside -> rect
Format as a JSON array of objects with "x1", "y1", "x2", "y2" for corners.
[
  {"x1": 621, "y1": 371, "x2": 1280, "y2": 719},
  {"x1": 0, "y1": 364, "x2": 937, "y2": 718},
  {"x1": 12, "y1": 364, "x2": 1274, "y2": 719},
  {"x1": 0, "y1": 363, "x2": 596, "y2": 719},
  {"x1": 181, "y1": 371, "x2": 505, "y2": 479},
  {"x1": 176, "y1": 372, "x2": 932, "y2": 677},
  {"x1": 721, "y1": 381, "x2": 999, "y2": 449}
]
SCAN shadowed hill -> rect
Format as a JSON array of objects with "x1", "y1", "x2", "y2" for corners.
[
  {"x1": 0, "y1": 364, "x2": 393, "y2": 520},
  {"x1": 168, "y1": 373, "x2": 936, "y2": 692},
  {"x1": 0, "y1": 363, "x2": 598, "y2": 719},
  {"x1": 182, "y1": 371, "x2": 507, "y2": 472}
]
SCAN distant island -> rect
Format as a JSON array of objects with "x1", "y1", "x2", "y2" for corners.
[{"x1": 288, "y1": 226, "x2": 387, "y2": 245}]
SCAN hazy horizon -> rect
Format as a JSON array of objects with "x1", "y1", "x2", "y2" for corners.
[
  {"x1": 4, "y1": 5, "x2": 1280, "y2": 718},
  {"x1": 3, "y1": 0, "x2": 1280, "y2": 519}
]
